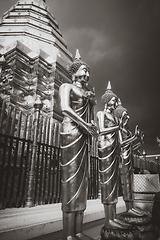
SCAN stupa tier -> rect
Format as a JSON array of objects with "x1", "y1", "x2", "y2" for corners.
[{"x1": 0, "y1": 0, "x2": 72, "y2": 120}]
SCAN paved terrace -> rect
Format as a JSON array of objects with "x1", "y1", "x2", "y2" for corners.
[{"x1": 0, "y1": 197, "x2": 126, "y2": 240}]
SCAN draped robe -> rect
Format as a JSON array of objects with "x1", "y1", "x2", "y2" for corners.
[
  {"x1": 60, "y1": 89, "x2": 89, "y2": 212},
  {"x1": 120, "y1": 129, "x2": 134, "y2": 202},
  {"x1": 98, "y1": 113, "x2": 119, "y2": 205}
]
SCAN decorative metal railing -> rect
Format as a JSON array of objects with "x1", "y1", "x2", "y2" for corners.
[
  {"x1": 0, "y1": 101, "x2": 99, "y2": 210},
  {"x1": 0, "y1": 134, "x2": 32, "y2": 208},
  {"x1": 133, "y1": 154, "x2": 160, "y2": 173},
  {"x1": 3, "y1": 98, "x2": 160, "y2": 210}
]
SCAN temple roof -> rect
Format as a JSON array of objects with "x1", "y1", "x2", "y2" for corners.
[{"x1": 0, "y1": 0, "x2": 72, "y2": 60}]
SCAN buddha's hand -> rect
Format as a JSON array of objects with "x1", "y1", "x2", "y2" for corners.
[
  {"x1": 87, "y1": 120, "x2": 99, "y2": 138},
  {"x1": 140, "y1": 131, "x2": 145, "y2": 143},
  {"x1": 83, "y1": 90, "x2": 95, "y2": 99},
  {"x1": 134, "y1": 125, "x2": 140, "y2": 138}
]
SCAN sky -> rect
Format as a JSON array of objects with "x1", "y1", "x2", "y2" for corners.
[{"x1": 0, "y1": 0, "x2": 160, "y2": 154}]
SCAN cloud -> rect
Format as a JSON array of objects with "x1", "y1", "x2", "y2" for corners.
[
  {"x1": 63, "y1": 27, "x2": 106, "y2": 62},
  {"x1": 63, "y1": 27, "x2": 123, "y2": 64},
  {"x1": 88, "y1": 31, "x2": 123, "y2": 64}
]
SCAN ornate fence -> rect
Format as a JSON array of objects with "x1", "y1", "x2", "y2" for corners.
[
  {"x1": 133, "y1": 154, "x2": 160, "y2": 173},
  {"x1": 0, "y1": 101, "x2": 99, "y2": 210}
]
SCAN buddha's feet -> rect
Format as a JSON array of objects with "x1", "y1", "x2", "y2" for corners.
[
  {"x1": 106, "y1": 219, "x2": 130, "y2": 229},
  {"x1": 119, "y1": 208, "x2": 152, "y2": 226},
  {"x1": 119, "y1": 208, "x2": 155, "y2": 240},
  {"x1": 76, "y1": 233, "x2": 94, "y2": 240},
  {"x1": 127, "y1": 208, "x2": 151, "y2": 217},
  {"x1": 132, "y1": 207, "x2": 151, "y2": 216}
]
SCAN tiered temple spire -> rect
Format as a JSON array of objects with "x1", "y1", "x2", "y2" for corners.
[
  {"x1": 0, "y1": 0, "x2": 72, "y2": 120},
  {"x1": 0, "y1": 0, "x2": 69, "y2": 53}
]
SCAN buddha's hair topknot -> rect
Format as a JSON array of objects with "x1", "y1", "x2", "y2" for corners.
[
  {"x1": 68, "y1": 59, "x2": 90, "y2": 76},
  {"x1": 113, "y1": 105, "x2": 127, "y2": 119},
  {"x1": 101, "y1": 89, "x2": 118, "y2": 105}
]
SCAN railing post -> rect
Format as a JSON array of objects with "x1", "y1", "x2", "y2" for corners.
[
  {"x1": 155, "y1": 156, "x2": 160, "y2": 181},
  {"x1": 141, "y1": 150, "x2": 146, "y2": 172},
  {"x1": 25, "y1": 99, "x2": 42, "y2": 207}
]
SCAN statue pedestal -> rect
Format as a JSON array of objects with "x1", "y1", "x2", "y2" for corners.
[
  {"x1": 118, "y1": 212, "x2": 156, "y2": 240},
  {"x1": 100, "y1": 225, "x2": 141, "y2": 240},
  {"x1": 100, "y1": 210, "x2": 158, "y2": 240}
]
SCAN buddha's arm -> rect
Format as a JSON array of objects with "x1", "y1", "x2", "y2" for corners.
[
  {"x1": 132, "y1": 142, "x2": 141, "y2": 151},
  {"x1": 118, "y1": 127, "x2": 138, "y2": 147},
  {"x1": 97, "y1": 111, "x2": 119, "y2": 135},
  {"x1": 132, "y1": 131, "x2": 144, "y2": 151}
]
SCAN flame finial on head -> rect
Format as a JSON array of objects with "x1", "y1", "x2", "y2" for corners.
[
  {"x1": 75, "y1": 49, "x2": 81, "y2": 60},
  {"x1": 107, "y1": 81, "x2": 112, "y2": 91}
]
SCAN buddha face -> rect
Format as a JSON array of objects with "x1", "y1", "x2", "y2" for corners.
[
  {"x1": 107, "y1": 96, "x2": 117, "y2": 111},
  {"x1": 73, "y1": 64, "x2": 90, "y2": 86}
]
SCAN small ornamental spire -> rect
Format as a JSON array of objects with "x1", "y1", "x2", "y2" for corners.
[
  {"x1": 75, "y1": 49, "x2": 81, "y2": 60},
  {"x1": 107, "y1": 80, "x2": 111, "y2": 91}
]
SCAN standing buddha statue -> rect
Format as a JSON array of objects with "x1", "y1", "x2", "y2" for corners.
[
  {"x1": 113, "y1": 102, "x2": 152, "y2": 232},
  {"x1": 97, "y1": 81, "x2": 130, "y2": 229},
  {"x1": 97, "y1": 82, "x2": 140, "y2": 240},
  {"x1": 59, "y1": 49, "x2": 98, "y2": 240},
  {"x1": 113, "y1": 102, "x2": 142, "y2": 214}
]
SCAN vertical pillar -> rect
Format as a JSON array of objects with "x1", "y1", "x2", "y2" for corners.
[
  {"x1": 155, "y1": 156, "x2": 160, "y2": 180},
  {"x1": 25, "y1": 100, "x2": 42, "y2": 207}
]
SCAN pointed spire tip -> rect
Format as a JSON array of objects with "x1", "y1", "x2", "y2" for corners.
[
  {"x1": 107, "y1": 81, "x2": 111, "y2": 90},
  {"x1": 75, "y1": 49, "x2": 81, "y2": 60}
]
